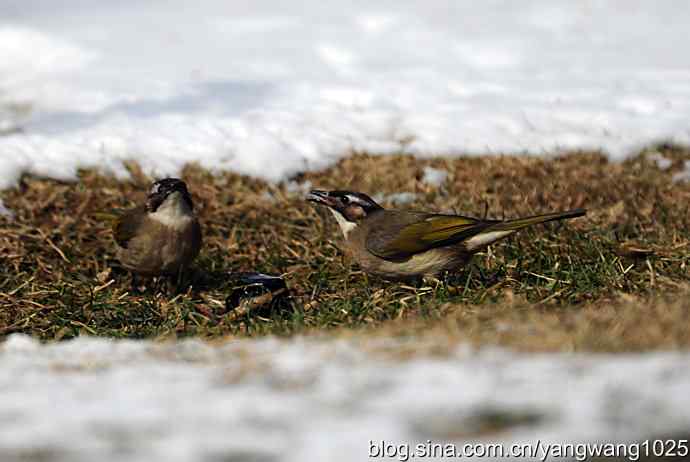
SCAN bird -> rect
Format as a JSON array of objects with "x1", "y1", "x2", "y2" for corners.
[
  {"x1": 306, "y1": 189, "x2": 585, "y2": 281},
  {"x1": 113, "y1": 178, "x2": 202, "y2": 289}
]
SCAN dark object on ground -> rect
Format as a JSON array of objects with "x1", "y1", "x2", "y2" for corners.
[{"x1": 225, "y1": 272, "x2": 290, "y2": 317}]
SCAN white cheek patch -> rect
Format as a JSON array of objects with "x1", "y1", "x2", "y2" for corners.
[
  {"x1": 150, "y1": 191, "x2": 194, "y2": 230},
  {"x1": 329, "y1": 208, "x2": 358, "y2": 238},
  {"x1": 464, "y1": 230, "x2": 514, "y2": 251}
]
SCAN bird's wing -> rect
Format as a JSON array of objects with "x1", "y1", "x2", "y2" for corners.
[
  {"x1": 365, "y1": 211, "x2": 494, "y2": 261},
  {"x1": 112, "y1": 206, "x2": 146, "y2": 249}
]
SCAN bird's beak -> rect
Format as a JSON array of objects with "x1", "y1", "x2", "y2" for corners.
[{"x1": 306, "y1": 190, "x2": 337, "y2": 208}]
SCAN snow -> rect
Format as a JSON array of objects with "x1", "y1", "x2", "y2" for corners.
[
  {"x1": 374, "y1": 191, "x2": 418, "y2": 206},
  {"x1": 672, "y1": 160, "x2": 690, "y2": 183},
  {"x1": 1, "y1": 1, "x2": 690, "y2": 188},
  {"x1": 1, "y1": 334, "x2": 690, "y2": 461},
  {"x1": 647, "y1": 151, "x2": 673, "y2": 170},
  {"x1": 422, "y1": 166, "x2": 449, "y2": 187},
  {"x1": 0, "y1": 198, "x2": 13, "y2": 218}
]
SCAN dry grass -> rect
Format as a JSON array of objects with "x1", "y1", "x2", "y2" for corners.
[
  {"x1": 363, "y1": 290, "x2": 690, "y2": 354},
  {"x1": 0, "y1": 144, "x2": 689, "y2": 349}
]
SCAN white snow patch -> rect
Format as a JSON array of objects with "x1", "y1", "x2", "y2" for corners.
[
  {"x1": 0, "y1": 198, "x2": 13, "y2": 218},
  {"x1": 647, "y1": 151, "x2": 673, "y2": 170},
  {"x1": 284, "y1": 179, "x2": 313, "y2": 196},
  {"x1": 422, "y1": 166, "x2": 449, "y2": 187},
  {"x1": 1, "y1": 334, "x2": 690, "y2": 461},
  {"x1": 672, "y1": 160, "x2": 690, "y2": 183},
  {"x1": 379, "y1": 192, "x2": 418, "y2": 206},
  {"x1": 0, "y1": 2, "x2": 690, "y2": 186}
]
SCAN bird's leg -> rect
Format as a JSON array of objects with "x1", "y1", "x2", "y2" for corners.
[
  {"x1": 177, "y1": 268, "x2": 185, "y2": 290},
  {"x1": 171, "y1": 267, "x2": 188, "y2": 295},
  {"x1": 460, "y1": 265, "x2": 475, "y2": 297},
  {"x1": 130, "y1": 273, "x2": 140, "y2": 293},
  {"x1": 473, "y1": 263, "x2": 487, "y2": 286},
  {"x1": 476, "y1": 263, "x2": 504, "y2": 288},
  {"x1": 159, "y1": 275, "x2": 177, "y2": 296},
  {"x1": 176, "y1": 268, "x2": 184, "y2": 293}
]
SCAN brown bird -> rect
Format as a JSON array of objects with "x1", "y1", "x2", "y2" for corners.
[
  {"x1": 307, "y1": 190, "x2": 585, "y2": 281},
  {"x1": 113, "y1": 178, "x2": 202, "y2": 287}
]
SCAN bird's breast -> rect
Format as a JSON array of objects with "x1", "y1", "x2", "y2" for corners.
[{"x1": 118, "y1": 217, "x2": 201, "y2": 275}]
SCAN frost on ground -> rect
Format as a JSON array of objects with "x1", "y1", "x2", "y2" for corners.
[
  {"x1": 1, "y1": 334, "x2": 689, "y2": 462},
  {"x1": 1, "y1": 1, "x2": 690, "y2": 187},
  {"x1": 672, "y1": 160, "x2": 690, "y2": 183}
]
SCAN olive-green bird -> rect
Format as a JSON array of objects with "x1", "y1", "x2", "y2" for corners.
[
  {"x1": 113, "y1": 178, "x2": 202, "y2": 283},
  {"x1": 307, "y1": 190, "x2": 585, "y2": 280}
]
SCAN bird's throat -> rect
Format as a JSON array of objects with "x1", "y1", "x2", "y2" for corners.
[
  {"x1": 330, "y1": 209, "x2": 358, "y2": 238},
  {"x1": 149, "y1": 192, "x2": 194, "y2": 230}
]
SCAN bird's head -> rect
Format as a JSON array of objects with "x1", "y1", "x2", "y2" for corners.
[
  {"x1": 146, "y1": 178, "x2": 194, "y2": 214},
  {"x1": 306, "y1": 189, "x2": 383, "y2": 236}
]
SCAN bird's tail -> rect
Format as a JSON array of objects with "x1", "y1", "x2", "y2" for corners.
[
  {"x1": 490, "y1": 208, "x2": 586, "y2": 231},
  {"x1": 463, "y1": 208, "x2": 586, "y2": 251}
]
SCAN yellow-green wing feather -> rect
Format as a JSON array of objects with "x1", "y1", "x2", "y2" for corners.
[
  {"x1": 365, "y1": 208, "x2": 586, "y2": 261},
  {"x1": 366, "y1": 213, "x2": 489, "y2": 261}
]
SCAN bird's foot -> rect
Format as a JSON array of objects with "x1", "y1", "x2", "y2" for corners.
[
  {"x1": 165, "y1": 269, "x2": 193, "y2": 296},
  {"x1": 130, "y1": 274, "x2": 149, "y2": 294},
  {"x1": 422, "y1": 275, "x2": 444, "y2": 288}
]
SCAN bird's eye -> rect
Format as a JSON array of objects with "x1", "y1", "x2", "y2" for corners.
[{"x1": 341, "y1": 195, "x2": 350, "y2": 204}]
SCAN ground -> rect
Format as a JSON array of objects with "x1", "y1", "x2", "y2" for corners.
[{"x1": 0, "y1": 144, "x2": 688, "y2": 350}]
